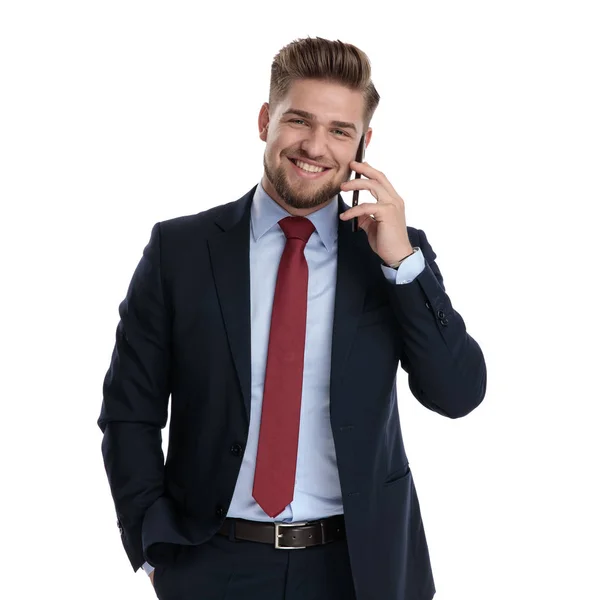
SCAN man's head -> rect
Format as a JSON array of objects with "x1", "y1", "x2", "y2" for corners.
[{"x1": 259, "y1": 37, "x2": 380, "y2": 216}]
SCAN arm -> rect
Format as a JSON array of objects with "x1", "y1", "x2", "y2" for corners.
[
  {"x1": 97, "y1": 222, "x2": 171, "y2": 572},
  {"x1": 388, "y1": 228, "x2": 487, "y2": 418}
]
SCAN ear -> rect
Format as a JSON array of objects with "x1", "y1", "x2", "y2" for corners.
[
  {"x1": 364, "y1": 127, "x2": 373, "y2": 150},
  {"x1": 258, "y1": 102, "x2": 270, "y2": 142}
]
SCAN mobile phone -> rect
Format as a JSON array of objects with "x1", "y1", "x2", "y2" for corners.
[{"x1": 351, "y1": 133, "x2": 366, "y2": 233}]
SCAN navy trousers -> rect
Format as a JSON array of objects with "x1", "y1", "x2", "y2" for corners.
[{"x1": 152, "y1": 521, "x2": 358, "y2": 600}]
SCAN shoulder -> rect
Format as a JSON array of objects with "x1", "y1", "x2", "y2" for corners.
[
  {"x1": 159, "y1": 200, "x2": 232, "y2": 236},
  {"x1": 156, "y1": 193, "x2": 249, "y2": 252}
]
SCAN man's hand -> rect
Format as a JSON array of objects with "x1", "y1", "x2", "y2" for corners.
[
  {"x1": 339, "y1": 161, "x2": 413, "y2": 265},
  {"x1": 149, "y1": 570, "x2": 155, "y2": 586}
]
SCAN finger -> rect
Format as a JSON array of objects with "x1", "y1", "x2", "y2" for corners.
[
  {"x1": 340, "y1": 202, "x2": 386, "y2": 222},
  {"x1": 350, "y1": 161, "x2": 398, "y2": 199},
  {"x1": 341, "y1": 177, "x2": 377, "y2": 190},
  {"x1": 360, "y1": 214, "x2": 377, "y2": 227},
  {"x1": 350, "y1": 160, "x2": 383, "y2": 177},
  {"x1": 340, "y1": 178, "x2": 383, "y2": 200}
]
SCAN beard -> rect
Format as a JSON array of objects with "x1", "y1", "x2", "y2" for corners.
[{"x1": 263, "y1": 152, "x2": 352, "y2": 211}]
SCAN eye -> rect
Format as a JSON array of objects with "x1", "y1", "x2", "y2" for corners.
[{"x1": 289, "y1": 119, "x2": 348, "y2": 137}]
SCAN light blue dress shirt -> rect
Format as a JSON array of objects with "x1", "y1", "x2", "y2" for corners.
[{"x1": 142, "y1": 182, "x2": 425, "y2": 574}]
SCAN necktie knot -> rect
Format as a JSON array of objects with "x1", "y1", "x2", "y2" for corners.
[{"x1": 278, "y1": 216, "x2": 315, "y2": 245}]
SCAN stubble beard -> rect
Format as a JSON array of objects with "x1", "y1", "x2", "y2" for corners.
[{"x1": 263, "y1": 153, "x2": 350, "y2": 211}]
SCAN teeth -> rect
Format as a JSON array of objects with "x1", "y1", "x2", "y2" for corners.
[{"x1": 293, "y1": 159, "x2": 326, "y2": 173}]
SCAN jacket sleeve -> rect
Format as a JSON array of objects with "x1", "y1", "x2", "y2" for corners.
[
  {"x1": 97, "y1": 222, "x2": 171, "y2": 571},
  {"x1": 389, "y1": 228, "x2": 487, "y2": 418}
]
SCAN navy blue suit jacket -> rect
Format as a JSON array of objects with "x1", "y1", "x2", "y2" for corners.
[{"x1": 98, "y1": 185, "x2": 486, "y2": 600}]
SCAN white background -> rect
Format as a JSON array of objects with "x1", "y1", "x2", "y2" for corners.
[{"x1": 2, "y1": 1, "x2": 599, "y2": 598}]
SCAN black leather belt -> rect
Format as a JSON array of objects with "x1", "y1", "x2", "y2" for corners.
[{"x1": 217, "y1": 515, "x2": 346, "y2": 549}]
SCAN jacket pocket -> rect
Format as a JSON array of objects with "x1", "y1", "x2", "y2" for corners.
[{"x1": 383, "y1": 464, "x2": 411, "y2": 487}]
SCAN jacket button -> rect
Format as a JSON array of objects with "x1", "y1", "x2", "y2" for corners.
[
  {"x1": 437, "y1": 310, "x2": 446, "y2": 319},
  {"x1": 440, "y1": 317, "x2": 449, "y2": 327},
  {"x1": 425, "y1": 302, "x2": 431, "y2": 310},
  {"x1": 215, "y1": 506, "x2": 226, "y2": 518},
  {"x1": 230, "y1": 443, "x2": 243, "y2": 456}
]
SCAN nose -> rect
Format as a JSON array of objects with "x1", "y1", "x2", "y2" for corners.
[{"x1": 299, "y1": 127, "x2": 330, "y2": 164}]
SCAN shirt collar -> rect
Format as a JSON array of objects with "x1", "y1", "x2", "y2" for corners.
[{"x1": 250, "y1": 180, "x2": 339, "y2": 252}]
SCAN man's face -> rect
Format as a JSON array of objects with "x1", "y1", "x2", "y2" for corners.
[{"x1": 258, "y1": 79, "x2": 372, "y2": 216}]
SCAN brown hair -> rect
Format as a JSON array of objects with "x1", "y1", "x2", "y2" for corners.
[{"x1": 268, "y1": 36, "x2": 380, "y2": 133}]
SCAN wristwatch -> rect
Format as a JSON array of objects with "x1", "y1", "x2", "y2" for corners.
[{"x1": 384, "y1": 247, "x2": 419, "y2": 269}]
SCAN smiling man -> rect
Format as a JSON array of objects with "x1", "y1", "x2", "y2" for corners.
[
  {"x1": 98, "y1": 36, "x2": 487, "y2": 600},
  {"x1": 260, "y1": 79, "x2": 368, "y2": 214}
]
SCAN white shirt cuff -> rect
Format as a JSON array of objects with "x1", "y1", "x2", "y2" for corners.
[
  {"x1": 142, "y1": 561, "x2": 155, "y2": 575},
  {"x1": 381, "y1": 247, "x2": 425, "y2": 284}
]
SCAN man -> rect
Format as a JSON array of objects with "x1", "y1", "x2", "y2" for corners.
[{"x1": 98, "y1": 36, "x2": 487, "y2": 600}]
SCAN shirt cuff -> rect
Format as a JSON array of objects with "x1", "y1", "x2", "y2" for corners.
[
  {"x1": 381, "y1": 247, "x2": 425, "y2": 284},
  {"x1": 142, "y1": 561, "x2": 155, "y2": 575}
]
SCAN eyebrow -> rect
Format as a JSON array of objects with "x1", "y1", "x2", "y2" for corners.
[{"x1": 282, "y1": 109, "x2": 357, "y2": 133}]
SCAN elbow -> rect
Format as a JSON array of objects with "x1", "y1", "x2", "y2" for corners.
[
  {"x1": 445, "y1": 389, "x2": 485, "y2": 419},
  {"x1": 415, "y1": 352, "x2": 487, "y2": 419},
  {"x1": 443, "y1": 352, "x2": 488, "y2": 419}
]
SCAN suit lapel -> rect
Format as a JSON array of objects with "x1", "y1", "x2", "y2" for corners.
[
  {"x1": 207, "y1": 187, "x2": 255, "y2": 424},
  {"x1": 329, "y1": 199, "x2": 371, "y2": 404},
  {"x1": 208, "y1": 186, "x2": 370, "y2": 424}
]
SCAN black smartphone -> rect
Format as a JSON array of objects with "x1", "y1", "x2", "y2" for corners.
[{"x1": 351, "y1": 133, "x2": 366, "y2": 233}]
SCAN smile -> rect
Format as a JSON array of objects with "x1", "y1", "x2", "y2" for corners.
[{"x1": 288, "y1": 157, "x2": 332, "y2": 179}]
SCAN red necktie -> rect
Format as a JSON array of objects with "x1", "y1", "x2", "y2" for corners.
[{"x1": 252, "y1": 216, "x2": 316, "y2": 518}]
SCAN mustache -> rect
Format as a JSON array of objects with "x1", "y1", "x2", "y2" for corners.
[{"x1": 285, "y1": 153, "x2": 337, "y2": 169}]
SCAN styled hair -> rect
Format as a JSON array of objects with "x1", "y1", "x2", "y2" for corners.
[{"x1": 268, "y1": 36, "x2": 380, "y2": 132}]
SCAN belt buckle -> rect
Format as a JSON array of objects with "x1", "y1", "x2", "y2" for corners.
[{"x1": 274, "y1": 521, "x2": 309, "y2": 550}]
